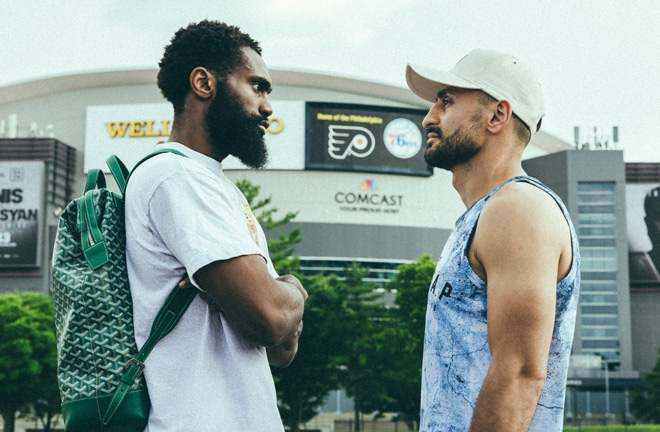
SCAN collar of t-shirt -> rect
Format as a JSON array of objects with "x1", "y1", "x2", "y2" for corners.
[{"x1": 151, "y1": 142, "x2": 223, "y2": 174}]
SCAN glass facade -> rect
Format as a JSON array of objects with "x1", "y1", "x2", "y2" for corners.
[
  {"x1": 577, "y1": 182, "x2": 620, "y2": 369},
  {"x1": 299, "y1": 257, "x2": 412, "y2": 285}
]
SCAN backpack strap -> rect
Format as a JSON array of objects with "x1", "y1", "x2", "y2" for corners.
[
  {"x1": 79, "y1": 190, "x2": 110, "y2": 270},
  {"x1": 102, "y1": 284, "x2": 197, "y2": 425},
  {"x1": 79, "y1": 169, "x2": 111, "y2": 269},
  {"x1": 132, "y1": 148, "x2": 188, "y2": 171},
  {"x1": 105, "y1": 156, "x2": 130, "y2": 195},
  {"x1": 84, "y1": 169, "x2": 106, "y2": 193},
  {"x1": 105, "y1": 148, "x2": 188, "y2": 194}
]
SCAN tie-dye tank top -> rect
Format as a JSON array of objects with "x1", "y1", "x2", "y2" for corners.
[{"x1": 420, "y1": 176, "x2": 580, "y2": 432}]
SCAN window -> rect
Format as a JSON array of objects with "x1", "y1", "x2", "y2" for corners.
[
  {"x1": 299, "y1": 257, "x2": 411, "y2": 285},
  {"x1": 582, "y1": 305, "x2": 619, "y2": 315},
  {"x1": 582, "y1": 316, "x2": 619, "y2": 326},
  {"x1": 581, "y1": 281, "x2": 618, "y2": 292},
  {"x1": 581, "y1": 327, "x2": 619, "y2": 337},
  {"x1": 582, "y1": 340, "x2": 620, "y2": 349},
  {"x1": 577, "y1": 182, "x2": 620, "y2": 362}
]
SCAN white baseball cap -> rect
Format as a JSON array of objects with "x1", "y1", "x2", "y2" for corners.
[{"x1": 406, "y1": 48, "x2": 545, "y2": 135}]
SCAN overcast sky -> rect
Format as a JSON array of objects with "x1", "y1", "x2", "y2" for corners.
[{"x1": 1, "y1": 0, "x2": 658, "y2": 162}]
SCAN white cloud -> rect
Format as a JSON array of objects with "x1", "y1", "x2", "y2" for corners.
[{"x1": 0, "y1": 0, "x2": 658, "y2": 161}]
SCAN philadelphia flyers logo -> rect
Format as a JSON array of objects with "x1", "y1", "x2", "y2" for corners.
[{"x1": 327, "y1": 125, "x2": 375, "y2": 160}]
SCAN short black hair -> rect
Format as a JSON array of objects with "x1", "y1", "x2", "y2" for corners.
[{"x1": 157, "y1": 20, "x2": 262, "y2": 115}]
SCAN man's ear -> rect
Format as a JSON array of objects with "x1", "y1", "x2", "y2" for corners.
[
  {"x1": 189, "y1": 67, "x2": 216, "y2": 100},
  {"x1": 487, "y1": 99, "x2": 513, "y2": 135}
]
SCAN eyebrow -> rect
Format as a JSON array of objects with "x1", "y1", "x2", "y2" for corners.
[
  {"x1": 253, "y1": 76, "x2": 273, "y2": 94},
  {"x1": 436, "y1": 87, "x2": 465, "y2": 101}
]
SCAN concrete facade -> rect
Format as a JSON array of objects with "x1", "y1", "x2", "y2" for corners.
[
  {"x1": 6, "y1": 68, "x2": 652, "y2": 422},
  {"x1": 0, "y1": 68, "x2": 568, "y2": 294}
]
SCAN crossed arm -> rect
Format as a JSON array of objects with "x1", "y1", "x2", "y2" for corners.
[
  {"x1": 193, "y1": 254, "x2": 307, "y2": 368},
  {"x1": 468, "y1": 184, "x2": 571, "y2": 431}
]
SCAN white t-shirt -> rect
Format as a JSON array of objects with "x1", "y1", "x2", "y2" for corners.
[{"x1": 125, "y1": 143, "x2": 284, "y2": 432}]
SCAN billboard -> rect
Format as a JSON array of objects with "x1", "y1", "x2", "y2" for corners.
[
  {"x1": 0, "y1": 161, "x2": 43, "y2": 268},
  {"x1": 305, "y1": 102, "x2": 432, "y2": 176},
  {"x1": 627, "y1": 181, "x2": 660, "y2": 285},
  {"x1": 84, "y1": 101, "x2": 305, "y2": 172}
]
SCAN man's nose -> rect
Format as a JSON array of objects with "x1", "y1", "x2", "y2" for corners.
[
  {"x1": 260, "y1": 96, "x2": 273, "y2": 118},
  {"x1": 422, "y1": 108, "x2": 438, "y2": 129}
]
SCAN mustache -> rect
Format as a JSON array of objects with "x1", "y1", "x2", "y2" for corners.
[
  {"x1": 253, "y1": 114, "x2": 270, "y2": 127},
  {"x1": 426, "y1": 127, "x2": 443, "y2": 139}
]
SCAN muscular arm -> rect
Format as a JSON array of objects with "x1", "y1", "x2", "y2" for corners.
[
  {"x1": 194, "y1": 255, "x2": 307, "y2": 348},
  {"x1": 468, "y1": 184, "x2": 571, "y2": 431}
]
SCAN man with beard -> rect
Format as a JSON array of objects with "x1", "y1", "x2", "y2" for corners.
[
  {"x1": 124, "y1": 20, "x2": 307, "y2": 431},
  {"x1": 406, "y1": 49, "x2": 580, "y2": 431}
]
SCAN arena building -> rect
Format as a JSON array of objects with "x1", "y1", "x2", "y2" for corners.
[
  {"x1": 1, "y1": 67, "x2": 653, "y2": 423},
  {"x1": 0, "y1": 67, "x2": 569, "y2": 291}
]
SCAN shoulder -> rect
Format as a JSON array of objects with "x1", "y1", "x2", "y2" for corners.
[
  {"x1": 132, "y1": 152, "x2": 208, "y2": 182},
  {"x1": 476, "y1": 181, "x2": 569, "y2": 254},
  {"x1": 483, "y1": 181, "x2": 566, "y2": 229},
  {"x1": 470, "y1": 180, "x2": 573, "y2": 281},
  {"x1": 127, "y1": 153, "x2": 220, "y2": 197}
]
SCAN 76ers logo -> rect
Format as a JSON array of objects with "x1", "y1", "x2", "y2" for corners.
[{"x1": 327, "y1": 125, "x2": 375, "y2": 160}]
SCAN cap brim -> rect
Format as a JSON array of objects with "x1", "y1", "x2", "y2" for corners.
[{"x1": 406, "y1": 63, "x2": 480, "y2": 102}]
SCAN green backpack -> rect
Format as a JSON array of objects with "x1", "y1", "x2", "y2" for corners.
[{"x1": 52, "y1": 150, "x2": 197, "y2": 431}]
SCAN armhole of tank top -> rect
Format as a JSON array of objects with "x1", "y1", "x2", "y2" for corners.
[
  {"x1": 516, "y1": 177, "x2": 578, "y2": 288},
  {"x1": 464, "y1": 214, "x2": 487, "y2": 287}
]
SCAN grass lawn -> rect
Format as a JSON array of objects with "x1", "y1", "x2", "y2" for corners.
[
  {"x1": 360, "y1": 427, "x2": 660, "y2": 432},
  {"x1": 356, "y1": 426, "x2": 660, "y2": 432},
  {"x1": 563, "y1": 426, "x2": 660, "y2": 432}
]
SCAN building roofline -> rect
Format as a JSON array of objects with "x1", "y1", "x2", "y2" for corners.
[
  {"x1": 0, "y1": 69, "x2": 160, "y2": 104},
  {"x1": 0, "y1": 67, "x2": 427, "y2": 106},
  {"x1": 0, "y1": 67, "x2": 572, "y2": 151}
]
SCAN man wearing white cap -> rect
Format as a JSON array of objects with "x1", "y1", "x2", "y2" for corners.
[{"x1": 406, "y1": 49, "x2": 580, "y2": 431}]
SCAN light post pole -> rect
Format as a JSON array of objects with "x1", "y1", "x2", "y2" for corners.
[
  {"x1": 604, "y1": 361, "x2": 611, "y2": 419},
  {"x1": 595, "y1": 353, "x2": 612, "y2": 420}
]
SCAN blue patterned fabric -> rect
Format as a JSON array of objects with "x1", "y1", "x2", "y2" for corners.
[{"x1": 420, "y1": 176, "x2": 580, "y2": 432}]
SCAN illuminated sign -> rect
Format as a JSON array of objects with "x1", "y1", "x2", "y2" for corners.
[
  {"x1": 104, "y1": 120, "x2": 171, "y2": 138},
  {"x1": 0, "y1": 161, "x2": 43, "y2": 268},
  {"x1": 306, "y1": 102, "x2": 431, "y2": 176},
  {"x1": 84, "y1": 102, "x2": 304, "y2": 172}
]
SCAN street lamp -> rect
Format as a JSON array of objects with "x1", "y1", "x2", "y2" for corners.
[
  {"x1": 597, "y1": 355, "x2": 613, "y2": 419},
  {"x1": 604, "y1": 360, "x2": 610, "y2": 419}
]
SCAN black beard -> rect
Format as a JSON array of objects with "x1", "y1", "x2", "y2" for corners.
[
  {"x1": 424, "y1": 124, "x2": 481, "y2": 170},
  {"x1": 206, "y1": 82, "x2": 269, "y2": 169}
]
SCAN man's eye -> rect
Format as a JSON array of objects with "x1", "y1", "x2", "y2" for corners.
[{"x1": 442, "y1": 98, "x2": 451, "y2": 106}]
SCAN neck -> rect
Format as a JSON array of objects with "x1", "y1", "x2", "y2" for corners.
[
  {"x1": 450, "y1": 138, "x2": 526, "y2": 208},
  {"x1": 168, "y1": 109, "x2": 227, "y2": 163}
]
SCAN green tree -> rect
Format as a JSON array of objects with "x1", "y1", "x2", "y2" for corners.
[
  {"x1": 272, "y1": 274, "x2": 346, "y2": 432},
  {"x1": 632, "y1": 345, "x2": 660, "y2": 422},
  {"x1": 0, "y1": 293, "x2": 59, "y2": 432},
  {"x1": 235, "y1": 178, "x2": 302, "y2": 274},
  {"x1": 19, "y1": 293, "x2": 61, "y2": 432},
  {"x1": 237, "y1": 179, "x2": 346, "y2": 431},
  {"x1": 337, "y1": 261, "x2": 386, "y2": 432},
  {"x1": 375, "y1": 254, "x2": 436, "y2": 431}
]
